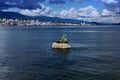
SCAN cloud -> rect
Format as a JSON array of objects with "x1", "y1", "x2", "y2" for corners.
[
  {"x1": 78, "y1": 6, "x2": 100, "y2": 17},
  {"x1": 52, "y1": 8, "x2": 77, "y2": 18},
  {"x1": 0, "y1": 0, "x2": 43, "y2": 10},
  {"x1": 102, "y1": 0, "x2": 120, "y2": 16},
  {"x1": 102, "y1": 9, "x2": 115, "y2": 16},
  {"x1": 19, "y1": 5, "x2": 100, "y2": 21},
  {"x1": 51, "y1": 5, "x2": 120, "y2": 23},
  {"x1": 0, "y1": 0, "x2": 95, "y2": 10},
  {"x1": 52, "y1": 5, "x2": 100, "y2": 19},
  {"x1": 0, "y1": 0, "x2": 67, "y2": 10},
  {"x1": 102, "y1": 0, "x2": 118, "y2": 3},
  {"x1": 20, "y1": 6, "x2": 52, "y2": 16}
]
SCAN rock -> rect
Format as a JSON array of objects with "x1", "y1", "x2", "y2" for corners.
[
  {"x1": 52, "y1": 34, "x2": 71, "y2": 49},
  {"x1": 52, "y1": 42, "x2": 71, "y2": 49}
]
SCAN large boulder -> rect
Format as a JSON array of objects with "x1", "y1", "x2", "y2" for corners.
[
  {"x1": 52, "y1": 34, "x2": 71, "y2": 49},
  {"x1": 52, "y1": 42, "x2": 71, "y2": 49}
]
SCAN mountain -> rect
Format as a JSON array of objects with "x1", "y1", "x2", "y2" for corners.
[
  {"x1": 34, "y1": 16, "x2": 87, "y2": 23},
  {"x1": 0, "y1": 11, "x2": 87, "y2": 23},
  {"x1": 0, "y1": 11, "x2": 33, "y2": 20},
  {"x1": 0, "y1": 11, "x2": 119, "y2": 25},
  {"x1": 0, "y1": 11, "x2": 93, "y2": 24}
]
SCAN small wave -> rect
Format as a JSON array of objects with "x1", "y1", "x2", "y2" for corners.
[{"x1": 71, "y1": 43, "x2": 96, "y2": 48}]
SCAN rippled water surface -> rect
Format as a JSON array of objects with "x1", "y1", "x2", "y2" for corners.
[{"x1": 0, "y1": 25, "x2": 120, "y2": 80}]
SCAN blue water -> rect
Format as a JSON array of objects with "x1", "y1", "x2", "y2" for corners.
[{"x1": 0, "y1": 25, "x2": 120, "y2": 80}]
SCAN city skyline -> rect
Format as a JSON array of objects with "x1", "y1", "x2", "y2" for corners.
[{"x1": 0, "y1": 0, "x2": 120, "y2": 23}]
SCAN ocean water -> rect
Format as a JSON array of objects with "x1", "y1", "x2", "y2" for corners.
[{"x1": 0, "y1": 25, "x2": 120, "y2": 80}]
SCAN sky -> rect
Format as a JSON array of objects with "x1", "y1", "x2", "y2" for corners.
[{"x1": 0, "y1": 0, "x2": 120, "y2": 23}]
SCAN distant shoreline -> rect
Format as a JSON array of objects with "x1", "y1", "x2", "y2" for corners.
[{"x1": 0, "y1": 24, "x2": 119, "y2": 27}]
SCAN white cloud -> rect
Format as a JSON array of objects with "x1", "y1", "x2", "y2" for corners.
[
  {"x1": 102, "y1": 9, "x2": 115, "y2": 16},
  {"x1": 50, "y1": 5, "x2": 120, "y2": 23},
  {"x1": 52, "y1": 7, "x2": 78, "y2": 18},
  {"x1": 20, "y1": 6, "x2": 52, "y2": 16},
  {"x1": 18, "y1": 5, "x2": 120, "y2": 23},
  {"x1": 78, "y1": 6, "x2": 100, "y2": 17},
  {"x1": 59, "y1": 10, "x2": 68, "y2": 17},
  {"x1": 102, "y1": 0, "x2": 118, "y2": 3},
  {"x1": 52, "y1": 5, "x2": 100, "y2": 19}
]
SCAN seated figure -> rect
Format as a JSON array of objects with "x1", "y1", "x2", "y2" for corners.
[{"x1": 55, "y1": 34, "x2": 68, "y2": 43}]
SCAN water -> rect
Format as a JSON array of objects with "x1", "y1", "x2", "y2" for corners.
[{"x1": 0, "y1": 25, "x2": 120, "y2": 80}]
